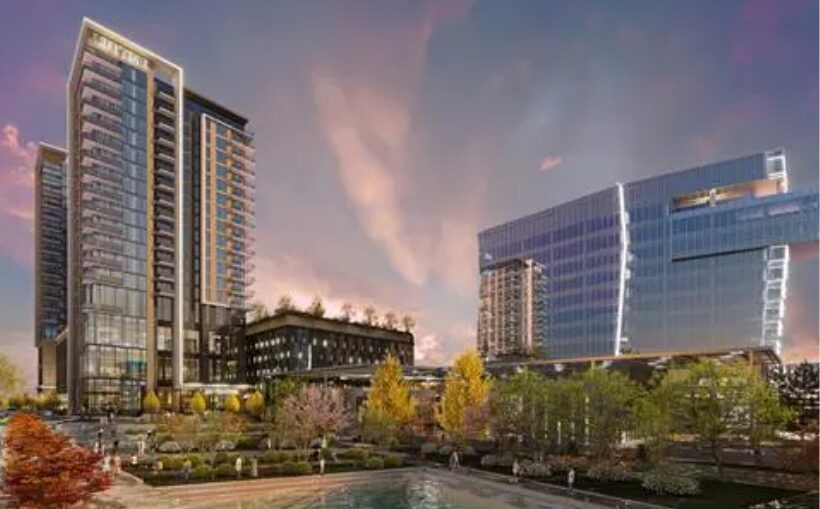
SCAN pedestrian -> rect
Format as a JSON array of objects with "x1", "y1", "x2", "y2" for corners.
[
  {"x1": 93, "y1": 441, "x2": 100, "y2": 454},
  {"x1": 153, "y1": 459, "x2": 163, "y2": 476},
  {"x1": 182, "y1": 458, "x2": 192, "y2": 482},
  {"x1": 512, "y1": 459, "x2": 520, "y2": 483},
  {"x1": 235, "y1": 456, "x2": 242, "y2": 479},
  {"x1": 130, "y1": 454, "x2": 138, "y2": 467},
  {"x1": 102, "y1": 455, "x2": 111, "y2": 473},
  {"x1": 266, "y1": 437, "x2": 272, "y2": 450},
  {"x1": 113, "y1": 437, "x2": 120, "y2": 455},
  {"x1": 97, "y1": 428, "x2": 103, "y2": 443},
  {"x1": 567, "y1": 467, "x2": 575, "y2": 492},
  {"x1": 250, "y1": 457, "x2": 258, "y2": 478},
  {"x1": 137, "y1": 438, "x2": 146, "y2": 457},
  {"x1": 449, "y1": 450, "x2": 459, "y2": 470},
  {"x1": 319, "y1": 455, "x2": 325, "y2": 476},
  {"x1": 113, "y1": 455, "x2": 122, "y2": 476}
]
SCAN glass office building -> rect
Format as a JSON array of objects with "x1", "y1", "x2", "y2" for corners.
[
  {"x1": 59, "y1": 19, "x2": 255, "y2": 412},
  {"x1": 478, "y1": 150, "x2": 818, "y2": 359},
  {"x1": 34, "y1": 144, "x2": 68, "y2": 393}
]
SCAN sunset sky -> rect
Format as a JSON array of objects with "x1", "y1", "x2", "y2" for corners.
[{"x1": 1, "y1": 0, "x2": 817, "y2": 388}]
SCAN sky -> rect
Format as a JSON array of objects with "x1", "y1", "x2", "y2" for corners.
[{"x1": 0, "y1": 0, "x2": 817, "y2": 389}]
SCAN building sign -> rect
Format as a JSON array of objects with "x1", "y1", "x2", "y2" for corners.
[{"x1": 89, "y1": 31, "x2": 148, "y2": 70}]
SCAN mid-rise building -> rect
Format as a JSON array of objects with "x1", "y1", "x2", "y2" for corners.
[
  {"x1": 60, "y1": 18, "x2": 254, "y2": 412},
  {"x1": 477, "y1": 258, "x2": 546, "y2": 359},
  {"x1": 245, "y1": 310, "x2": 414, "y2": 382},
  {"x1": 479, "y1": 150, "x2": 818, "y2": 359},
  {"x1": 34, "y1": 143, "x2": 68, "y2": 393}
]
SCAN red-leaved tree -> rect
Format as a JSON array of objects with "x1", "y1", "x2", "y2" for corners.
[{"x1": 3, "y1": 413, "x2": 111, "y2": 508}]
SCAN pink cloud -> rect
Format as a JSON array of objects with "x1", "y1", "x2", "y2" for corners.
[
  {"x1": 0, "y1": 124, "x2": 37, "y2": 268},
  {"x1": 690, "y1": 95, "x2": 766, "y2": 160},
  {"x1": 539, "y1": 154, "x2": 563, "y2": 171}
]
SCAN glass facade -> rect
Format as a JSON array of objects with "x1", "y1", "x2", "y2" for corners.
[
  {"x1": 479, "y1": 150, "x2": 818, "y2": 359},
  {"x1": 35, "y1": 144, "x2": 68, "y2": 392},
  {"x1": 246, "y1": 312, "x2": 414, "y2": 381}
]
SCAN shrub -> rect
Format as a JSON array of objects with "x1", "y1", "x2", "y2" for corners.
[
  {"x1": 215, "y1": 452, "x2": 230, "y2": 465},
  {"x1": 295, "y1": 461, "x2": 312, "y2": 475},
  {"x1": 549, "y1": 455, "x2": 590, "y2": 473},
  {"x1": 186, "y1": 454, "x2": 204, "y2": 468},
  {"x1": 641, "y1": 468, "x2": 700, "y2": 496},
  {"x1": 365, "y1": 457, "x2": 384, "y2": 469},
  {"x1": 586, "y1": 462, "x2": 631, "y2": 482},
  {"x1": 192, "y1": 465, "x2": 212, "y2": 480},
  {"x1": 214, "y1": 463, "x2": 235, "y2": 478},
  {"x1": 438, "y1": 444, "x2": 454, "y2": 456},
  {"x1": 281, "y1": 461, "x2": 298, "y2": 475},
  {"x1": 384, "y1": 454, "x2": 403, "y2": 468},
  {"x1": 215, "y1": 439, "x2": 236, "y2": 451},
  {"x1": 124, "y1": 428, "x2": 141, "y2": 435},
  {"x1": 521, "y1": 461, "x2": 551, "y2": 478},
  {"x1": 236, "y1": 436, "x2": 259, "y2": 450},
  {"x1": 480, "y1": 455, "x2": 498, "y2": 467},
  {"x1": 339, "y1": 448, "x2": 369, "y2": 461},
  {"x1": 159, "y1": 455, "x2": 185, "y2": 470},
  {"x1": 420, "y1": 442, "x2": 438, "y2": 455}
]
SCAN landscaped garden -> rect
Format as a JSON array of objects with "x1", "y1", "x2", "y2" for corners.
[{"x1": 1, "y1": 349, "x2": 817, "y2": 508}]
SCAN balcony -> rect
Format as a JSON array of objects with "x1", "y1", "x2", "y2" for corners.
[
  {"x1": 157, "y1": 89, "x2": 176, "y2": 104},
  {"x1": 84, "y1": 113, "x2": 121, "y2": 135},
  {"x1": 155, "y1": 151, "x2": 175, "y2": 164},
  {"x1": 83, "y1": 95, "x2": 121, "y2": 116},
  {"x1": 83, "y1": 130, "x2": 122, "y2": 151},
  {"x1": 84, "y1": 78, "x2": 121, "y2": 101},
  {"x1": 155, "y1": 105, "x2": 175, "y2": 119},
  {"x1": 82, "y1": 59, "x2": 121, "y2": 83},
  {"x1": 156, "y1": 121, "x2": 175, "y2": 135},
  {"x1": 83, "y1": 217, "x2": 122, "y2": 236},
  {"x1": 155, "y1": 136, "x2": 175, "y2": 150},
  {"x1": 82, "y1": 148, "x2": 120, "y2": 168},
  {"x1": 82, "y1": 165, "x2": 122, "y2": 186}
]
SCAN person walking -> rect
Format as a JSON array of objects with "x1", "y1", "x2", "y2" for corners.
[
  {"x1": 319, "y1": 455, "x2": 325, "y2": 476},
  {"x1": 512, "y1": 458, "x2": 520, "y2": 483},
  {"x1": 112, "y1": 455, "x2": 121, "y2": 476},
  {"x1": 182, "y1": 458, "x2": 192, "y2": 482},
  {"x1": 449, "y1": 450, "x2": 459, "y2": 470},
  {"x1": 137, "y1": 437, "x2": 145, "y2": 457},
  {"x1": 250, "y1": 457, "x2": 258, "y2": 478},
  {"x1": 112, "y1": 436, "x2": 120, "y2": 455},
  {"x1": 235, "y1": 456, "x2": 243, "y2": 479},
  {"x1": 567, "y1": 467, "x2": 576, "y2": 492}
]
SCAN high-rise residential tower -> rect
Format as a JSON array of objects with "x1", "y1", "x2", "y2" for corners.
[
  {"x1": 63, "y1": 19, "x2": 254, "y2": 412},
  {"x1": 479, "y1": 150, "x2": 818, "y2": 359},
  {"x1": 477, "y1": 258, "x2": 546, "y2": 359},
  {"x1": 34, "y1": 143, "x2": 68, "y2": 393}
]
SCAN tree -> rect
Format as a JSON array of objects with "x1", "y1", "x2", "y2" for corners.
[
  {"x1": 579, "y1": 367, "x2": 640, "y2": 460},
  {"x1": 547, "y1": 377, "x2": 585, "y2": 454},
  {"x1": 196, "y1": 412, "x2": 246, "y2": 468},
  {"x1": 162, "y1": 413, "x2": 200, "y2": 453},
  {"x1": 635, "y1": 369, "x2": 686, "y2": 467},
  {"x1": 245, "y1": 390, "x2": 265, "y2": 417},
  {"x1": 436, "y1": 350, "x2": 492, "y2": 446},
  {"x1": 265, "y1": 378, "x2": 304, "y2": 446},
  {"x1": 225, "y1": 394, "x2": 241, "y2": 413},
  {"x1": 248, "y1": 301, "x2": 270, "y2": 322},
  {"x1": 339, "y1": 302, "x2": 356, "y2": 322},
  {"x1": 363, "y1": 306, "x2": 378, "y2": 326},
  {"x1": 678, "y1": 359, "x2": 749, "y2": 476},
  {"x1": 306, "y1": 295, "x2": 326, "y2": 318},
  {"x1": 275, "y1": 294, "x2": 295, "y2": 314},
  {"x1": 0, "y1": 352, "x2": 21, "y2": 401},
  {"x1": 143, "y1": 389, "x2": 161, "y2": 415},
  {"x1": 37, "y1": 391, "x2": 62, "y2": 412},
  {"x1": 382, "y1": 312, "x2": 398, "y2": 330},
  {"x1": 743, "y1": 372, "x2": 794, "y2": 462},
  {"x1": 772, "y1": 362, "x2": 819, "y2": 433},
  {"x1": 361, "y1": 353, "x2": 416, "y2": 446},
  {"x1": 489, "y1": 369, "x2": 550, "y2": 455},
  {"x1": 190, "y1": 391, "x2": 207, "y2": 414},
  {"x1": 401, "y1": 315, "x2": 415, "y2": 332},
  {"x1": 281, "y1": 385, "x2": 353, "y2": 459},
  {"x1": 4, "y1": 413, "x2": 111, "y2": 508}
]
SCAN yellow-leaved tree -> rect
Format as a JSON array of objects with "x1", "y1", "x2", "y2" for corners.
[
  {"x1": 225, "y1": 393, "x2": 241, "y2": 413},
  {"x1": 361, "y1": 353, "x2": 416, "y2": 446},
  {"x1": 245, "y1": 390, "x2": 265, "y2": 417},
  {"x1": 190, "y1": 391, "x2": 207, "y2": 414},
  {"x1": 143, "y1": 389, "x2": 161, "y2": 415},
  {"x1": 436, "y1": 350, "x2": 492, "y2": 446}
]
